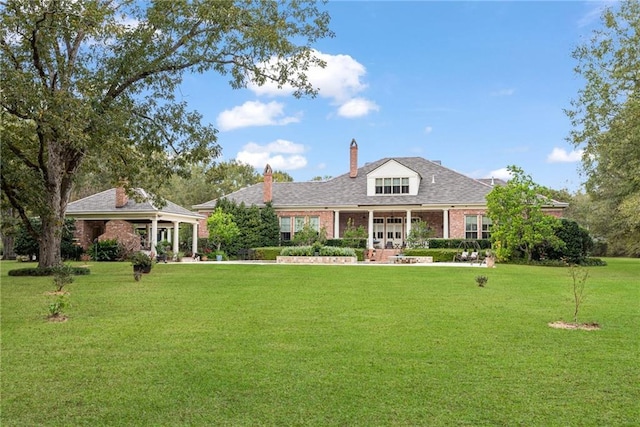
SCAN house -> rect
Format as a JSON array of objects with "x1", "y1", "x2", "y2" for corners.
[
  {"x1": 66, "y1": 187, "x2": 203, "y2": 255},
  {"x1": 193, "y1": 140, "x2": 567, "y2": 252}
]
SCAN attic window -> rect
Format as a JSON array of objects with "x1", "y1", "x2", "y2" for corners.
[{"x1": 375, "y1": 177, "x2": 409, "y2": 194}]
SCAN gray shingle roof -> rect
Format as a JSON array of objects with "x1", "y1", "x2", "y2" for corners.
[
  {"x1": 194, "y1": 157, "x2": 496, "y2": 209},
  {"x1": 67, "y1": 188, "x2": 203, "y2": 219}
]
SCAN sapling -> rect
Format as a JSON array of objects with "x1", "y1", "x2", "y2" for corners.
[{"x1": 569, "y1": 264, "x2": 589, "y2": 324}]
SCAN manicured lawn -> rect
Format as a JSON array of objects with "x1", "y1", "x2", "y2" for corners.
[{"x1": 1, "y1": 259, "x2": 638, "y2": 426}]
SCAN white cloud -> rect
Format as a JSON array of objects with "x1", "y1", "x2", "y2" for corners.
[
  {"x1": 249, "y1": 50, "x2": 367, "y2": 101},
  {"x1": 217, "y1": 101, "x2": 300, "y2": 131},
  {"x1": 337, "y1": 98, "x2": 380, "y2": 118},
  {"x1": 547, "y1": 147, "x2": 583, "y2": 163},
  {"x1": 485, "y1": 168, "x2": 513, "y2": 180},
  {"x1": 249, "y1": 50, "x2": 378, "y2": 118},
  {"x1": 424, "y1": 126, "x2": 433, "y2": 134},
  {"x1": 490, "y1": 88, "x2": 515, "y2": 97},
  {"x1": 236, "y1": 139, "x2": 307, "y2": 170}
]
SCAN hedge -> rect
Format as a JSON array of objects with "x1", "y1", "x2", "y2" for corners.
[
  {"x1": 425, "y1": 239, "x2": 492, "y2": 249},
  {"x1": 403, "y1": 248, "x2": 460, "y2": 262},
  {"x1": 8, "y1": 267, "x2": 91, "y2": 277},
  {"x1": 252, "y1": 247, "x2": 283, "y2": 260}
]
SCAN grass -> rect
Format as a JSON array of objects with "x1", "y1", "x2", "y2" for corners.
[{"x1": 1, "y1": 259, "x2": 638, "y2": 426}]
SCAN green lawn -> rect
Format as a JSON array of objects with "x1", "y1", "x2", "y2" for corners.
[{"x1": 1, "y1": 259, "x2": 638, "y2": 426}]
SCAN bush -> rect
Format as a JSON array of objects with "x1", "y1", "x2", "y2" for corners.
[
  {"x1": 88, "y1": 239, "x2": 124, "y2": 261},
  {"x1": 426, "y1": 239, "x2": 492, "y2": 249},
  {"x1": 534, "y1": 219, "x2": 593, "y2": 263},
  {"x1": 252, "y1": 247, "x2": 283, "y2": 260},
  {"x1": 8, "y1": 267, "x2": 91, "y2": 277}
]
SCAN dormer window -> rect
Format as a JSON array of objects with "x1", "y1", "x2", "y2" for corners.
[{"x1": 375, "y1": 177, "x2": 410, "y2": 194}]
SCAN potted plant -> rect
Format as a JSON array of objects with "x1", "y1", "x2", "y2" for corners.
[
  {"x1": 131, "y1": 251, "x2": 153, "y2": 280},
  {"x1": 215, "y1": 250, "x2": 225, "y2": 262}
]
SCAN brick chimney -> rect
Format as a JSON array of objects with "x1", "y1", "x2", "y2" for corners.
[
  {"x1": 349, "y1": 138, "x2": 358, "y2": 178},
  {"x1": 115, "y1": 186, "x2": 128, "y2": 208},
  {"x1": 263, "y1": 164, "x2": 273, "y2": 203}
]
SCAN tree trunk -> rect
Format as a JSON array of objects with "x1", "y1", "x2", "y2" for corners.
[
  {"x1": 1, "y1": 234, "x2": 15, "y2": 260},
  {"x1": 38, "y1": 140, "x2": 77, "y2": 268}
]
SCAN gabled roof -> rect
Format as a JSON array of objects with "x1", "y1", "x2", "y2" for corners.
[
  {"x1": 194, "y1": 157, "x2": 496, "y2": 210},
  {"x1": 67, "y1": 188, "x2": 203, "y2": 221}
]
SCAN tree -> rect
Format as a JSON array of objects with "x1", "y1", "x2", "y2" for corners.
[
  {"x1": 566, "y1": 0, "x2": 640, "y2": 256},
  {"x1": 205, "y1": 160, "x2": 262, "y2": 200},
  {"x1": 272, "y1": 170, "x2": 294, "y2": 182},
  {"x1": 0, "y1": 1, "x2": 332, "y2": 268},
  {"x1": 206, "y1": 208, "x2": 239, "y2": 253},
  {"x1": 486, "y1": 166, "x2": 562, "y2": 262},
  {"x1": 406, "y1": 220, "x2": 433, "y2": 249}
]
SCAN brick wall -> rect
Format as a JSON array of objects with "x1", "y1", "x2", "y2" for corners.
[
  {"x1": 448, "y1": 209, "x2": 487, "y2": 239},
  {"x1": 279, "y1": 210, "x2": 335, "y2": 238},
  {"x1": 73, "y1": 220, "x2": 106, "y2": 249},
  {"x1": 100, "y1": 220, "x2": 141, "y2": 252}
]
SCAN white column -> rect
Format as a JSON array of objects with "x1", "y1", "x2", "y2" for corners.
[
  {"x1": 172, "y1": 221, "x2": 180, "y2": 254},
  {"x1": 368, "y1": 210, "x2": 374, "y2": 249},
  {"x1": 406, "y1": 209, "x2": 412, "y2": 240},
  {"x1": 151, "y1": 218, "x2": 158, "y2": 254},
  {"x1": 443, "y1": 209, "x2": 449, "y2": 239},
  {"x1": 334, "y1": 210, "x2": 340, "y2": 238},
  {"x1": 192, "y1": 223, "x2": 198, "y2": 255}
]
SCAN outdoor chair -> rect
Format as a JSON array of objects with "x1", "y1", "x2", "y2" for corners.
[
  {"x1": 469, "y1": 251, "x2": 479, "y2": 262},
  {"x1": 455, "y1": 251, "x2": 469, "y2": 262},
  {"x1": 385, "y1": 241, "x2": 394, "y2": 249}
]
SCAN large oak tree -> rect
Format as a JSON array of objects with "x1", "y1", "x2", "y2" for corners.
[{"x1": 1, "y1": 0, "x2": 332, "y2": 267}]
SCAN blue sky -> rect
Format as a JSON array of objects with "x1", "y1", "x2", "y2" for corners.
[{"x1": 180, "y1": 1, "x2": 612, "y2": 191}]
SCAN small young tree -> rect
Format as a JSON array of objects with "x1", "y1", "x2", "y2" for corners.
[
  {"x1": 406, "y1": 220, "x2": 433, "y2": 248},
  {"x1": 568, "y1": 264, "x2": 589, "y2": 324},
  {"x1": 342, "y1": 218, "x2": 367, "y2": 248},
  {"x1": 292, "y1": 224, "x2": 327, "y2": 246},
  {"x1": 486, "y1": 165, "x2": 563, "y2": 262},
  {"x1": 207, "y1": 208, "x2": 240, "y2": 253}
]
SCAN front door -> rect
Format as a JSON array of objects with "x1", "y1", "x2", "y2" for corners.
[{"x1": 386, "y1": 217, "x2": 403, "y2": 248}]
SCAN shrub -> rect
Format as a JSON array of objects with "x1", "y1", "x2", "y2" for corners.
[
  {"x1": 534, "y1": 219, "x2": 593, "y2": 263},
  {"x1": 475, "y1": 275, "x2": 488, "y2": 287},
  {"x1": 426, "y1": 239, "x2": 492, "y2": 249},
  {"x1": 8, "y1": 267, "x2": 90, "y2": 277},
  {"x1": 88, "y1": 239, "x2": 124, "y2": 261},
  {"x1": 252, "y1": 247, "x2": 283, "y2": 260},
  {"x1": 51, "y1": 263, "x2": 74, "y2": 291}
]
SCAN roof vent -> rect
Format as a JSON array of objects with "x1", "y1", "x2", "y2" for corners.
[
  {"x1": 433, "y1": 160, "x2": 441, "y2": 165},
  {"x1": 431, "y1": 175, "x2": 435, "y2": 184}
]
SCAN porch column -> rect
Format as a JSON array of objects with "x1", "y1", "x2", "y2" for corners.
[
  {"x1": 191, "y1": 223, "x2": 198, "y2": 255},
  {"x1": 406, "y1": 209, "x2": 412, "y2": 240},
  {"x1": 368, "y1": 210, "x2": 374, "y2": 249},
  {"x1": 172, "y1": 221, "x2": 180, "y2": 254},
  {"x1": 443, "y1": 209, "x2": 449, "y2": 238},
  {"x1": 151, "y1": 218, "x2": 158, "y2": 253},
  {"x1": 334, "y1": 210, "x2": 340, "y2": 238}
]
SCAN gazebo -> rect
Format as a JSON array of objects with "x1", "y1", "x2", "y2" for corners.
[{"x1": 66, "y1": 187, "x2": 202, "y2": 256}]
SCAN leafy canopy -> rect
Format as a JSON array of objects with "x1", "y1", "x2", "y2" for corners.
[
  {"x1": 0, "y1": 0, "x2": 332, "y2": 267},
  {"x1": 206, "y1": 207, "x2": 240, "y2": 252},
  {"x1": 486, "y1": 166, "x2": 562, "y2": 262},
  {"x1": 565, "y1": 0, "x2": 640, "y2": 256}
]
